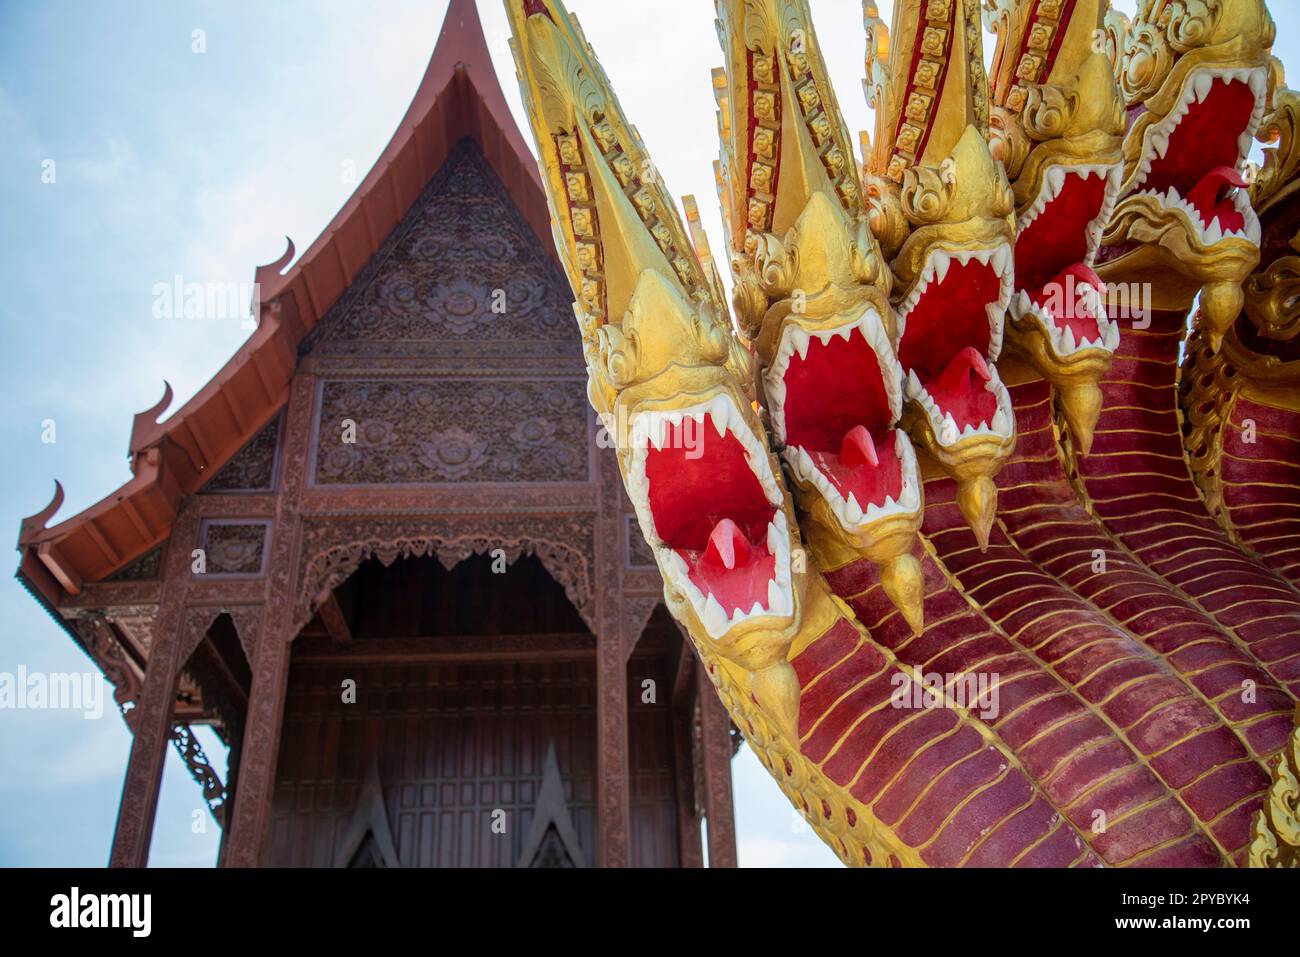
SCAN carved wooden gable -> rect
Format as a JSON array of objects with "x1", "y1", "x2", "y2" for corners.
[
  {"x1": 302, "y1": 138, "x2": 593, "y2": 489},
  {"x1": 305, "y1": 138, "x2": 580, "y2": 358}
]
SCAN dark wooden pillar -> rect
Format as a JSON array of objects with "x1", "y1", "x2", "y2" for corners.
[
  {"x1": 108, "y1": 506, "x2": 199, "y2": 867},
  {"x1": 596, "y1": 624, "x2": 630, "y2": 866},
  {"x1": 672, "y1": 702, "x2": 704, "y2": 868},
  {"x1": 224, "y1": 610, "x2": 290, "y2": 867},
  {"x1": 593, "y1": 436, "x2": 631, "y2": 867},
  {"x1": 697, "y1": 666, "x2": 737, "y2": 868},
  {"x1": 224, "y1": 367, "x2": 314, "y2": 867}
]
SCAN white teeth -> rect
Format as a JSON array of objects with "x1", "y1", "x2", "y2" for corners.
[
  {"x1": 764, "y1": 307, "x2": 906, "y2": 438},
  {"x1": 992, "y1": 244, "x2": 1012, "y2": 278},
  {"x1": 906, "y1": 367, "x2": 924, "y2": 400},
  {"x1": 703, "y1": 593, "x2": 728, "y2": 635},
  {"x1": 1062, "y1": 324, "x2": 1076, "y2": 353},
  {"x1": 781, "y1": 428, "x2": 922, "y2": 533},
  {"x1": 1045, "y1": 165, "x2": 1067, "y2": 200},
  {"x1": 933, "y1": 252, "x2": 951, "y2": 285},
  {"x1": 792, "y1": 326, "x2": 811, "y2": 361},
  {"x1": 941, "y1": 412, "x2": 960, "y2": 444},
  {"x1": 1193, "y1": 72, "x2": 1213, "y2": 104},
  {"x1": 708, "y1": 395, "x2": 729, "y2": 438},
  {"x1": 1128, "y1": 64, "x2": 1268, "y2": 250},
  {"x1": 767, "y1": 577, "x2": 783, "y2": 612},
  {"x1": 625, "y1": 392, "x2": 798, "y2": 640},
  {"x1": 992, "y1": 408, "x2": 1010, "y2": 434}
]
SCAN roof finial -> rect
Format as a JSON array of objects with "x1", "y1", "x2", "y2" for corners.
[{"x1": 18, "y1": 480, "x2": 64, "y2": 546}]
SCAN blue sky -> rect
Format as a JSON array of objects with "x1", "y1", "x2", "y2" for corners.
[{"x1": 2, "y1": 0, "x2": 1297, "y2": 868}]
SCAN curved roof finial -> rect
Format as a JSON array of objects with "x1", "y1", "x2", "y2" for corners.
[
  {"x1": 18, "y1": 480, "x2": 64, "y2": 545},
  {"x1": 129, "y1": 380, "x2": 174, "y2": 457},
  {"x1": 257, "y1": 236, "x2": 296, "y2": 284}
]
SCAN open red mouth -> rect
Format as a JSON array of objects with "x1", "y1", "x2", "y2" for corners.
[
  {"x1": 631, "y1": 398, "x2": 793, "y2": 637},
  {"x1": 765, "y1": 310, "x2": 920, "y2": 529},
  {"x1": 1012, "y1": 164, "x2": 1121, "y2": 352},
  {"x1": 1128, "y1": 68, "x2": 1265, "y2": 244},
  {"x1": 896, "y1": 247, "x2": 1015, "y2": 445}
]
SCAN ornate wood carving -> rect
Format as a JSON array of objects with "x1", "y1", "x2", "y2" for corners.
[
  {"x1": 313, "y1": 377, "x2": 589, "y2": 486},
  {"x1": 168, "y1": 723, "x2": 226, "y2": 826},
  {"x1": 109, "y1": 507, "x2": 200, "y2": 867},
  {"x1": 225, "y1": 370, "x2": 316, "y2": 867},
  {"x1": 201, "y1": 414, "x2": 281, "y2": 493},
  {"x1": 105, "y1": 547, "x2": 161, "y2": 581},
  {"x1": 196, "y1": 520, "x2": 270, "y2": 577},
  {"x1": 294, "y1": 515, "x2": 598, "y2": 633},
  {"x1": 303, "y1": 140, "x2": 579, "y2": 359},
  {"x1": 74, "y1": 613, "x2": 144, "y2": 721}
]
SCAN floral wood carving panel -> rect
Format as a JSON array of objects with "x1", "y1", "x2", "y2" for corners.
[
  {"x1": 305, "y1": 139, "x2": 580, "y2": 359},
  {"x1": 313, "y1": 378, "x2": 589, "y2": 485},
  {"x1": 196, "y1": 521, "x2": 270, "y2": 577},
  {"x1": 201, "y1": 415, "x2": 281, "y2": 493}
]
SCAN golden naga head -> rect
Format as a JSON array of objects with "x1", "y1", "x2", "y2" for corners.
[
  {"x1": 507, "y1": 0, "x2": 805, "y2": 731},
  {"x1": 986, "y1": 0, "x2": 1125, "y2": 454},
  {"x1": 713, "y1": 0, "x2": 925, "y2": 634},
  {"x1": 1099, "y1": 0, "x2": 1276, "y2": 349},
  {"x1": 863, "y1": 0, "x2": 1018, "y2": 549}
]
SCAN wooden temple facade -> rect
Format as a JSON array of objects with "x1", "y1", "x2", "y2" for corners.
[{"x1": 15, "y1": 0, "x2": 737, "y2": 868}]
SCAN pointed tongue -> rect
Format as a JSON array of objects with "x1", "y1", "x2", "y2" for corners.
[
  {"x1": 1030, "y1": 263, "x2": 1103, "y2": 306},
  {"x1": 840, "y1": 425, "x2": 879, "y2": 469},
  {"x1": 704, "y1": 518, "x2": 750, "y2": 571},
  {"x1": 932, "y1": 346, "x2": 990, "y2": 398},
  {"x1": 1034, "y1": 263, "x2": 1105, "y2": 343},
  {"x1": 1186, "y1": 165, "x2": 1249, "y2": 232},
  {"x1": 922, "y1": 347, "x2": 998, "y2": 436}
]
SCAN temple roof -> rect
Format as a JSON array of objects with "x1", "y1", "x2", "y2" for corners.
[{"x1": 17, "y1": 0, "x2": 553, "y2": 605}]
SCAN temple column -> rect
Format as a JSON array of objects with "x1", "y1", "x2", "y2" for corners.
[
  {"x1": 224, "y1": 367, "x2": 314, "y2": 867},
  {"x1": 592, "y1": 436, "x2": 631, "y2": 867},
  {"x1": 595, "y1": 624, "x2": 630, "y2": 867},
  {"x1": 108, "y1": 506, "x2": 199, "y2": 867},
  {"x1": 697, "y1": 667, "x2": 737, "y2": 868},
  {"x1": 223, "y1": 608, "x2": 291, "y2": 867},
  {"x1": 672, "y1": 700, "x2": 704, "y2": 868}
]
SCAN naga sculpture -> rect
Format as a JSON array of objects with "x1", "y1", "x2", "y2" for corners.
[{"x1": 507, "y1": 0, "x2": 1300, "y2": 866}]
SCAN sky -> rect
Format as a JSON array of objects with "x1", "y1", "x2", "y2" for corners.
[{"x1": 1, "y1": 0, "x2": 1296, "y2": 869}]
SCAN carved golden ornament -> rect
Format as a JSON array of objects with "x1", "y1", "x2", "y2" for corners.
[
  {"x1": 1179, "y1": 306, "x2": 1300, "y2": 549},
  {"x1": 1179, "y1": 328, "x2": 1244, "y2": 544},
  {"x1": 1250, "y1": 710, "x2": 1300, "y2": 868},
  {"x1": 1243, "y1": 247, "x2": 1300, "y2": 341},
  {"x1": 1252, "y1": 86, "x2": 1300, "y2": 215},
  {"x1": 1101, "y1": 0, "x2": 1275, "y2": 347},
  {"x1": 986, "y1": 2, "x2": 1124, "y2": 454},
  {"x1": 712, "y1": 0, "x2": 926, "y2": 633},
  {"x1": 509, "y1": 0, "x2": 1300, "y2": 868},
  {"x1": 863, "y1": 2, "x2": 1018, "y2": 550}
]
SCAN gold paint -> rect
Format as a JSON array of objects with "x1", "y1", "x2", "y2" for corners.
[
  {"x1": 1250, "y1": 709, "x2": 1300, "y2": 867},
  {"x1": 714, "y1": 0, "x2": 925, "y2": 631},
  {"x1": 508, "y1": 0, "x2": 1300, "y2": 869},
  {"x1": 1101, "y1": 0, "x2": 1275, "y2": 338}
]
